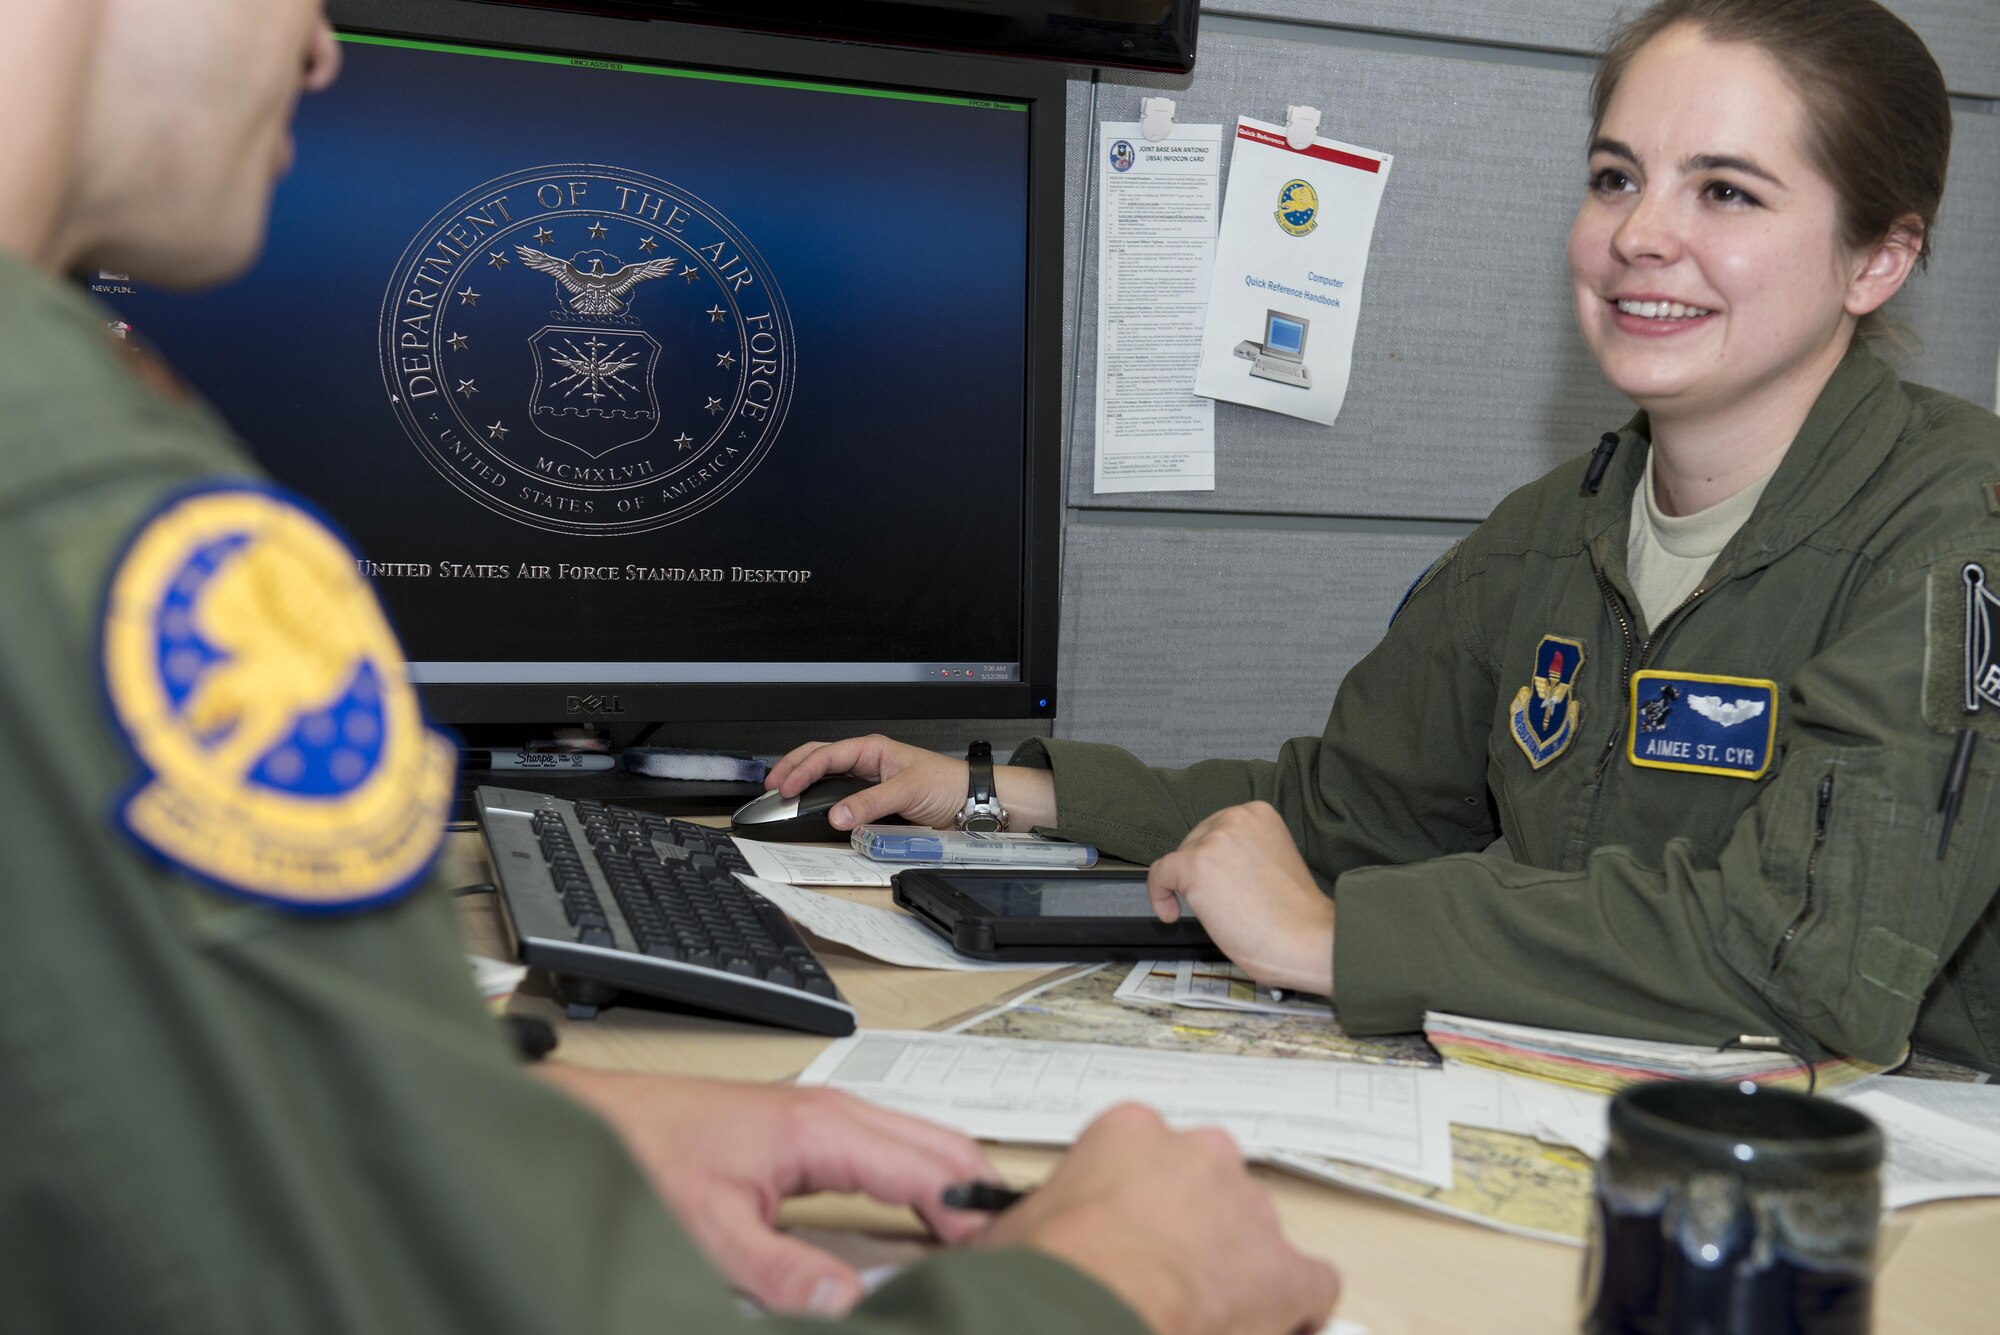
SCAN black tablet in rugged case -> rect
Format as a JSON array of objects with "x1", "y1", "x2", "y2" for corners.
[{"x1": 891, "y1": 869, "x2": 1220, "y2": 961}]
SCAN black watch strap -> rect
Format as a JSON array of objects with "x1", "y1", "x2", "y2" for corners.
[{"x1": 958, "y1": 740, "x2": 1008, "y2": 832}]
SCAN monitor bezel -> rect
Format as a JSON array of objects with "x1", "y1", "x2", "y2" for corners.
[
  {"x1": 473, "y1": 0, "x2": 1198, "y2": 73},
  {"x1": 322, "y1": 0, "x2": 1065, "y2": 731}
]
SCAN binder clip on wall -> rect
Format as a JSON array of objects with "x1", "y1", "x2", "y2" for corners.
[
  {"x1": 1139, "y1": 96, "x2": 1176, "y2": 142},
  {"x1": 1284, "y1": 104, "x2": 1322, "y2": 151}
]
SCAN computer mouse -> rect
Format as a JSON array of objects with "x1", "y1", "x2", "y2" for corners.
[{"x1": 730, "y1": 774, "x2": 876, "y2": 843}]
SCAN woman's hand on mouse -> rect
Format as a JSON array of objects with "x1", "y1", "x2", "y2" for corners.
[{"x1": 766, "y1": 735, "x2": 1057, "y2": 833}]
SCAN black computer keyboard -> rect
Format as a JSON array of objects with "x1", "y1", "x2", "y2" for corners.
[{"x1": 474, "y1": 785, "x2": 856, "y2": 1036}]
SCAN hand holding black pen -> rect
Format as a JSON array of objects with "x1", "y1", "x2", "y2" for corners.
[
  {"x1": 963, "y1": 1105, "x2": 1341, "y2": 1335},
  {"x1": 941, "y1": 1180, "x2": 1030, "y2": 1212}
]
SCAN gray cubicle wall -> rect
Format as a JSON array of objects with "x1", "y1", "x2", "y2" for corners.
[{"x1": 1051, "y1": 1, "x2": 2000, "y2": 770}]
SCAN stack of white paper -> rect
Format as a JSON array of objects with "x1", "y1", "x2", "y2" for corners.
[
  {"x1": 1839, "y1": 1087, "x2": 2000, "y2": 1209},
  {"x1": 1442, "y1": 1062, "x2": 1610, "y2": 1158},
  {"x1": 1424, "y1": 1011, "x2": 1885, "y2": 1092},
  {"x1": 736, "y1": 876, "x2": 1073, "y2": 973},
  {"x1": 1434, "y1": 1063, "x2": 2000, "y2": 1211},
  {"x1": 797, "y1": 1029, "x2": 1454, "y2": 1189}
]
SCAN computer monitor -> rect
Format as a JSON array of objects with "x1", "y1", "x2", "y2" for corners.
[
  {"x1": 103, "y1": 0, "x2": 1066, "y2": 738},
  {"x1": 524, "y1": 0, "x2": 1201, "y2": 72},
  {"x1": 1263, "y1": 311, "x2": 1309, "y2": 362}
]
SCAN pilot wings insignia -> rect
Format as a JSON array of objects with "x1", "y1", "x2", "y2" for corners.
[
  {"x1": 1687, "y1": 694, "x2": 1766, "y2": 728},
  {"x1": 516, "y1": 247, "x2": 679, "y2": 318}
]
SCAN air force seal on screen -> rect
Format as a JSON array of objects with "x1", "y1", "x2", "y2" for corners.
[
  {"x1": 379, "y1": 165, "x2": 796, "y2": 536},
  {"x1": 1508, "y1": 635, "x2": 1584, "y2": 769},
  {"x1": 101, "y1": 485, "x2": 457, "y2": 911}
]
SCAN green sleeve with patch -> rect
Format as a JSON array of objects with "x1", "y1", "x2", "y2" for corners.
[{"x1": 0, "y1": 256, "x2": 1147, "y2": 1335}]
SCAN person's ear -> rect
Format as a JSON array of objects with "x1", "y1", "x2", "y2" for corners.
[{"x1": 1845, "y1": 217, "x2": 1924, "y2": 319}]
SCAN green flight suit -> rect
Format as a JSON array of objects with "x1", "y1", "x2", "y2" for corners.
[
  {"x1": 1021, "y1": 345, "x2": 2000, "y2": 1074},
  {"x1": 0, "y1": 254, "x2": 1144, "y2": 1334}
]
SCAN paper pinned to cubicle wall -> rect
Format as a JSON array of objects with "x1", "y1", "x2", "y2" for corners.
[
  {"x1": 1093, "y1": 120, "x2": 1225, "y2": 493},
  {"x1": 1194, "y1": 116, "x2": 1393, "y2": 427}
]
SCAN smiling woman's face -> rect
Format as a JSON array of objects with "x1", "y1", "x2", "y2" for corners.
[{"x1": 1568, "y1": 24, "x2": 1871, "y2": 423}]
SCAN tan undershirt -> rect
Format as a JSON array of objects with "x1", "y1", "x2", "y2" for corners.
[{"x1": 1626, "y1": 452, "x2": 1776, "y2": 633}]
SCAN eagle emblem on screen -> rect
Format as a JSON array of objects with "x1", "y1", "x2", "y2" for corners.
[
  {"x1": 378, "y1": 165, "x2": 796, "y2": 537},
  {"x1": 516, "y1": 247, "x2": 679, "y2": 318}
]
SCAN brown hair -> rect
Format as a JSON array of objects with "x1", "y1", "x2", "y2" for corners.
[{"x1": 1591, "y1": 0, "x2": 1952, "y2": 338}]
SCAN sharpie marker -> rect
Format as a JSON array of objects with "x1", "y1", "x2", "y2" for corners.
[
  {"x1": 941, "y1": 1181, "x2": 1032, "y2": 1212},
  {"x1": 463, "y1": 749, "x2": 615, "y2": 772}
]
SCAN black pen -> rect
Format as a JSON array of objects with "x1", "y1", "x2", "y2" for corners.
[
  {"x1": 942, "y1": 1181, "x2": 1031, "y2": 1212},
  {"x1": 1937, "y1": 727, "x2": 1977, "y2": 858},
  {"x1": 1580, "y1": 431, "x2": 1621, "y2": 496}
]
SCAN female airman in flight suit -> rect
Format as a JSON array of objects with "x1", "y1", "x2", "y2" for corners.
[{"x1": 774, "y1": 0, "x2": 2000, "y2": 1076}]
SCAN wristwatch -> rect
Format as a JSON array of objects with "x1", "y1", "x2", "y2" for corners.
[{"x1": 955, "y1": 740, "x2": 1010, "y2": 832}]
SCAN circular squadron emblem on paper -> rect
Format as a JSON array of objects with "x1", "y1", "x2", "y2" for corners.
[
  {"x1": 100, "y1": 485, "x2": 456, "y2": 910},
  {"x1": 378, "y1": 165, "x2": 796, "y2": 536},
  {"x1": 1274, "y1": 178, "x2": 1319, "y2": 236}
]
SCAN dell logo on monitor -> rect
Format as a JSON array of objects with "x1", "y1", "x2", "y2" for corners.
[{"x1": 566, "y1": 693, "x2": 626, "y2": 715}]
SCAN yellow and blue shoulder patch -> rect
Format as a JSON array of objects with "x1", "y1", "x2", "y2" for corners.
[
  {"x1": 1627, "y1": 670, "x2": 1778, "y2": 780},
  {"x1": 100, "y1": 483, "x2": 456, "y2": 911}
]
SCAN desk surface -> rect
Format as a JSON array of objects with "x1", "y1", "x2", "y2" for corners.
[{"x1": 446, "y1": 835, "x2": 1996, "y2": 1335}]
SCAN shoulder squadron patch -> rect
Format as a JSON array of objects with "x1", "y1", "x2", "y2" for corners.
[
  {"x1": 101, "y1": 485, "x2": 457, "y2": 911},
  {"x1": 1508, "y1": 635, "x2": 1585, "y2": 769},
  {"x1": 1626, "y1": 670, "x2": 1778, "y2": 779},
  {"x1": 1924, "y1": 558, "x2": 2000, "y2": 739}
]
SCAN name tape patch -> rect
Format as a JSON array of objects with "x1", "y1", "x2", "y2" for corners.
[{"x1": 1627, "y1": 670, "x2": 1778, "y2": 779}]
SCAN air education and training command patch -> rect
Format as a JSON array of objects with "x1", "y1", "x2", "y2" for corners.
[
  {"x1": 1626, "y1": 670, "x2": 1778, "y2": 780},
  {"x1": 1508, "y1": 635, "x2": 1585, "y2": 769},
  {"x1": 101, "y1": 485, "x2": 457, "y2": 911}
]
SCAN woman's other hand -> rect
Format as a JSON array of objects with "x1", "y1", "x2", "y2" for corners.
[{"x1": 1147, "y1": 801, "x2": 1336, "y2": 996}]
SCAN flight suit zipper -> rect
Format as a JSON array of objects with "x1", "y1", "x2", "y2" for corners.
[
  {"x1": 1593, "y1": 571, "x2": 1635, "y2": 780},
  {"x1": 1591, "y1": 567, "x2": 1730, "y2": 780},
  {"x1": 1772, "y1": 772, "x2": 1834, "y2": 972}
]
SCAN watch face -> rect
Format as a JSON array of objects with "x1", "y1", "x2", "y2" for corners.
[{"x1": 958, "y1": 796, "x2": 1007, "y2": 833}]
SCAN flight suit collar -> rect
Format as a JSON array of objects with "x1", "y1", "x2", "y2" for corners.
[
  {"x1": 0, "y1": 252, "x2": 216, "y2": 509},
  {"x1": 1579, "y1": 413, "x2": 1650, "y2": 602},
  {"x1": 1580, "y1": 344, "x2": 1910, "y2": 588}
]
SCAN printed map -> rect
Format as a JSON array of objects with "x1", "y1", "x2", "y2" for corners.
[
  {"x1": 957, "y1": 963, "x2": 1437, "y2": 1067},
  {"x1": 1274, "y1": 1127, "x2": 1594, "y2": 1246}
]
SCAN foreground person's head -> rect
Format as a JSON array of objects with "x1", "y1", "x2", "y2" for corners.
[{"x1": 7, "y1": 0, "x2": 340, "y2": 287}]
